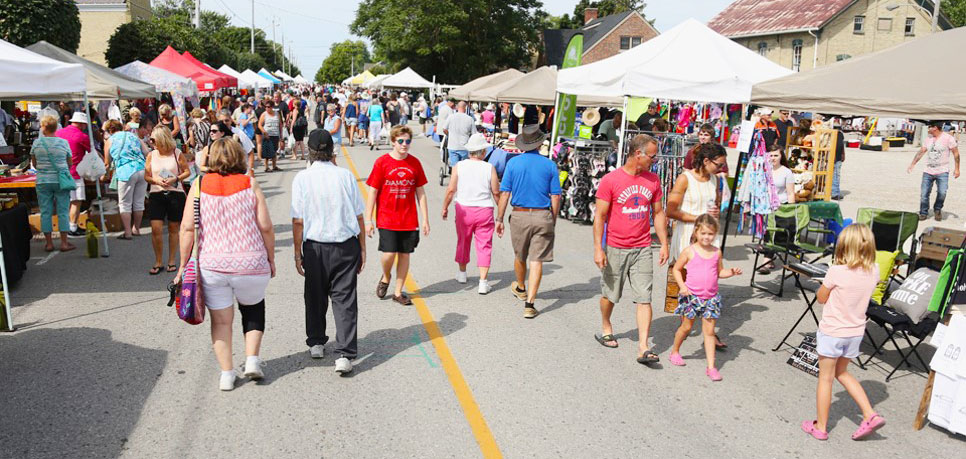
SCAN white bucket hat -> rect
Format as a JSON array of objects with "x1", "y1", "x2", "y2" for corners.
[
  {"x1": 68, "y1": 112, "x2": 89, "y2": 124},
  {"x1": 464, "y1": 133, "x2": 492, "y2": 152},
  {"x1": 512, "y1": 103, "x2": 525, "y2": 118}
]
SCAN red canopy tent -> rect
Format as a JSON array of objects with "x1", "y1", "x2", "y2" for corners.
[
  {"x1": 149, "y1": 46, "x2": 236, "y2": 91},
  {"x1": 181, "y1": 51, "x2": 237, "y2": 88}
]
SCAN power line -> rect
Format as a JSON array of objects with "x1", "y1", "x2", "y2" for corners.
[
  {"x1": 253, "y1": 1, "x2": 350, "y2": 26},
  {"x1": 214, "y1": 0, "x2": 251, "y2": 25}
]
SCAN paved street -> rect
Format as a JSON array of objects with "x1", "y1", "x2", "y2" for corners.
[{"x1": 1, "y1": 126, "x2": 964, "y2": 458}]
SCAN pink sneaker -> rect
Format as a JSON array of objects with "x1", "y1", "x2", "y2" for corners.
[
  {"x1": 851, "y1": 414, "x2": 885, "y2": 440},
  {"x1": 801, "y1": 420, "x2": 828, "y2": 440},
  {"x1": 669, "y1": 353, "x2": 685, "y2": 366},
  {"x1": 706, "y1": 367, "x2": 722, "y2": 381}
]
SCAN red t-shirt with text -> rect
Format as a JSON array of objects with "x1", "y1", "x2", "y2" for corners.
[
  {"x1": 595, "y1": 168, "x2": 662, "y2": 248},
  {"x1": 367, "y1": 153, "x2": 428, "y2": 231}
]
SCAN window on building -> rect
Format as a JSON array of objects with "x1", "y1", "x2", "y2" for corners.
[
  {"x1": 619, "y1": 36, "x2": 642, "y2": 51},
  {"x1": 836, "y1": 54, "x2": 852, "y2": 61},
  {"x1": 854, "y1": 16, "x2": 865, "y2": 34},
  {"x1": 905, "y1": 18, "x2": 915, "y2": 35},
  {"x1": 792, "y1": 39, "x2": 803, "y2": 72},
  {"x1": 758, "y1": 42, "x2": 768, "y2": 56},
  {"x1": 878, "y1": 17, "x2": 893, "y2": 32}
]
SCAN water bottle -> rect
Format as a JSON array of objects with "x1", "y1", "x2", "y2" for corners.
[{"x1": 85, "y1": 221, "x2": 99, "y2": 259}]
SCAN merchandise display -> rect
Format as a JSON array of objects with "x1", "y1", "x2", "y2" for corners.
[{"x1": 555, "y1": 138, "x2": 612, "y2": 223}]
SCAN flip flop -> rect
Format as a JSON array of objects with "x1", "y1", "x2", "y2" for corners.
[
  {"x1": 715, "y1": 334, "x2": 728, "y2": 350},
  {"x1": 117, "y1": 234, "x2": 133, "y2": 240},
  {"x1": 166, "y1": 264, "x2": 177, "y2": 273},
  {"x1": 594, "y1": 333, "x2": 618, "y2": 348},
  {"x1": 149, "y1": 266, "x2": 162, "y2": 275},
  {"x1": 59, "y1": 245, "x2": 76, "y2": 253},
  {"x1": 44, "y1": 246, "x2": 55, "y2": 252},
  {"x1": 636, "y1": 350, "x2": 660, "y2": 365}
]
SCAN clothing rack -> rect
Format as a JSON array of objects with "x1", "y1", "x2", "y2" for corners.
[{"x1": 556, "y1": 138, "x2": 612, "y2": 224}]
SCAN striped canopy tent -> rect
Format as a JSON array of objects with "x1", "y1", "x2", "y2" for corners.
[{"x1": 258, "y1": 68, "x2": 282, "y2": 84}]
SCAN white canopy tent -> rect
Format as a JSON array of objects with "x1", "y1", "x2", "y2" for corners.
[
  {"x1": 293, "y1": 74, "x2": 310, "y2": 85},
  {"x1": 365, "y1": 74, "x2": 391, "y2": 89},
  {"x1": 557, "y1": 18, "x2": 794, "y2": 104},
  {"x1": 0, "y1": 39, "x2": 88, "y2": 331},
  {"x1": 241, "y1": 69, "x2": 275, "y2": 89},
  {"x1": 217, "y1": 65, "x2": 254, "y2": 89},
  {"x1": 115, "y1": 60, "x2": 199, "y2": 98},
  {"x1": 274, "y1": 70, "x2": 295, "y2": 82},
  {"x1": 380, "y1": 67, "x2": 434, "y2": 89}
]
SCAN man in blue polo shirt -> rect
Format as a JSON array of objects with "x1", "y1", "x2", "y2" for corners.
[{"x1": 495, "y1": 124, "x2": 561, "y2": 319}]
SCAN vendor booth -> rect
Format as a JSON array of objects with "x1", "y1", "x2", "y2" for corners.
[
  {"x1": 217, "y1": 65, "x2": 254, "y2": 90},
  {"x1": 114, "y1": 60, "x2": 199, "y2": 121},
  {"x1": 0, "y1": 39, "x2": 87, "y2": 331},
  {"x1": 364, "y1": 74, "x2": 391, "y2": 89},
  {"x1": 26, "y1": 41, "x2": 157, "y2": 100},
  {"x1": 380, "y1": 67, "x2": 434, "y2": 89},
  {"x1": 257, "y1": 69, "x2": 282, "y2": 85},
  {"x1": 448, "y1": 69, "x2": 523, "y2": 101},
  {"x1": 180, "y1": 51, "x2": 238, "y2": 89},
  {"x1": 274, "y1": 70, "x2": 295, "y2": 82},
  {"x1": 150, "y1": 46, "x2": 235, "y2": 91},
  {"x1": 751, "y1": 26, "x2": 966, "y2": 119},
  {"x1": 241, "y1": 69, "x2": 275, "y2": 89},
  {"x1": 293, "y1": 75, "x2": 310, "y2": 85},
  {"x1": 345, "y1": 70, "x2": 376, "y2": 86}
]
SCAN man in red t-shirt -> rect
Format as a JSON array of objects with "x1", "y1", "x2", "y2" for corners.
[
  {"x1": 592, "y1": 134, "x2": 669, "y2": 365},
  {"x1": 365, "y1": 125, "x2": 430, "y2": 305}
]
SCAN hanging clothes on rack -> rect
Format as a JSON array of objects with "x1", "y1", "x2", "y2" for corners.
[{"x1": 735, "y1": 131, "x2": 780, "y2": 238}]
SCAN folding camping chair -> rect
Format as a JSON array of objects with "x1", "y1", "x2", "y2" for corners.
[
  {"x1": 747, "y1": 204, "x2": 833, "y2": 297},
  {"x1": 855, "y1": 208, "x2": 920, "y2": 278},
  {"x1": 863, "y1": 304, "x2": 939, "y2": 381}
]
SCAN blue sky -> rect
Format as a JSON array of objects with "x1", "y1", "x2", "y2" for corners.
[{"x1": 210, "y1": 0, "x2": 735, "y2": 79}]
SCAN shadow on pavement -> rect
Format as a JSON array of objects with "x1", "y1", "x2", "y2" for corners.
[
  {"x1": 0, "y1": 327, "x2": 166, "y2": 457},
  {"x1": 258, "y1": 312, "x2": 468, "y2": 382},
  {"x1": 826, "y1": 380, "x2": 890, "y2": 436},
  {"x1": 413, "y1": 265, "x2": 561, "y2": 299}
]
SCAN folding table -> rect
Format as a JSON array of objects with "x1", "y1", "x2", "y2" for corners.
[{"x1": 773, "y1": 261, "x2": 827, "y2": 351}]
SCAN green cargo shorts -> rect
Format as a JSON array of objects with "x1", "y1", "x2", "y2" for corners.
[{"x1": 600, "y1": 246, "x2": 653, "y2": 305}]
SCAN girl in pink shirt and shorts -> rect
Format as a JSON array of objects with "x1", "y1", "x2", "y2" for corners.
[{"x1": 802, "y1": 224, "x2": 886, "y2": 441}]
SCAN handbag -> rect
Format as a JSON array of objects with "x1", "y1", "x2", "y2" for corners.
[
  {"x1": 175, "y1": 175, "x2": 205, "y2": 325},
  {"x1": 40, "y1": 140, "x2": 76, "y2": 191}
]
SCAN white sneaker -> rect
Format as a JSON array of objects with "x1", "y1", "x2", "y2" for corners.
[
  {"x1": 309, "y1": 345, "x2": 325, "y2": 359},
  {"x1": 478, "y1": 280, "x2": 492, "y2": 295},
  {"x1": 243, "y1": 357, "x2": 264, "y2": 380},
  {"x1": 219, "y1": 370, "x2": 237, "y2": 391},
  {"x1": 335, "y1": 357, "x2": 353, "y2": 374},
  {"x1": 456, "y1": 271, "x2": 467, "y2": 284}
]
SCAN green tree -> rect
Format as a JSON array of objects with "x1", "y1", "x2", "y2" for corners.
[
  {"x1": 558, "y1": 0, "x2": 648, "y2": 28},
  {"x1": 105, "y1": 18, "x2": 205, "y2": 67},
  {"x1": 316, "y1": 41, "x2": 370, "y2": 84},
  {"x1": 0, "y1": 0, "x2": 81, "y2": 52},
  {"x1": 946, "y1": 0, "x2": 966, "y2": 27},
  {"x1": 352, "y1": 0, "x2": 545, "y2": 84}
]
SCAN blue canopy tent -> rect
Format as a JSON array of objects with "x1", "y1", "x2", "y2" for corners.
[{"x1": 258, "y1": 68, "x2": 281, "y2": 84}]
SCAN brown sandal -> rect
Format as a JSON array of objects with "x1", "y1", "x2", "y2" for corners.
[{"x1": 392, "y1": 293, "x2": 413, "y2": 306}]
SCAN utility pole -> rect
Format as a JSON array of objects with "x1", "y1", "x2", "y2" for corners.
[
  {"x1": 194, "y1": 0, "x2": 201, "y2": 28},
  {"x1": 932, "y1": 0, "x2": 941, "y2": 32},
  {"x1": 281, "y1": 27, "x2": 286, "y2": 74},
  {"x1": 250, "y1": 0, "x2": 255, "y2": 53},
  {"x1": 271, "y1": 17, "x2": 278, "y2": 67}
]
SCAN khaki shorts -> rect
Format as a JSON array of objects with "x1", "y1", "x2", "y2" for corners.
[
  {"x1": 509, "y1": 209, "x2": 555, "y2": 262},
  {"x1": 601, "y1": 246, "x2": 653, "y2": 304}
]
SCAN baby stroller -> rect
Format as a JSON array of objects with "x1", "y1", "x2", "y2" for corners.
[{"x1": 438, "y1": 134, "x2": 450, "y2": 186}]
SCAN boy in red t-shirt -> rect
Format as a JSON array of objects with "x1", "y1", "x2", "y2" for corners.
[
  {"x1": 365, "y1": 125, "x2": 430, "y2": 305},
  {"x1": 592, "y1": 134, "x2": 669, "y2": 365}
]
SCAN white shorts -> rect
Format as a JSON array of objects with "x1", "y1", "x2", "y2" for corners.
[
  {"x1": 816, "y1": 331, "x2": 863, "y2": 359},
  {"x1": 70, "y1": 178, "x2": 85, "y2": 201},
  {"x1": 200, "y1": 269, "x2": 271, "y2": 310}
]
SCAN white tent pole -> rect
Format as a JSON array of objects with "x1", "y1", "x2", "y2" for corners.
[
  {"x1": 0, "y1": 232, "x2": 12, "y2": 331},
  {"x1": 84, "y1": 94, "x2": 110, "y2": 257},
  {"x1": 617, "y1": 95, "x2": 629, "y2": 165},
  {"x1": 549, "y1": 91, "x2": 561, "y2": 145}
]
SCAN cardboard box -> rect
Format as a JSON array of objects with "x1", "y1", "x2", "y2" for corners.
[{"x1": 28, "y1": 212, "x2": 88, "y2": 234}]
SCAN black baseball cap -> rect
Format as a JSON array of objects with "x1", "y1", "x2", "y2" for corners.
[{"x1": 307, "y1": 129, "x2": 333, "y2": 152}]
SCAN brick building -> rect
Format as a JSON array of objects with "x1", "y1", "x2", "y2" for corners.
[
  {"x1": 75, "y1": 0, "x2": 153, "y2": 65},
  {"x1": 540, "y1": 8, "x2": 660, "y2": 67},
  {"x1": 708, "y1": 0, "x2": 953, "y2": 72}
]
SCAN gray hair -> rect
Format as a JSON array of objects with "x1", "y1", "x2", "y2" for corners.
[
  {"x1": 326, "y1": 103, "x2": 337, "y2": 111},
  {"x1": 469, "y1": 149, "x2": 486, "y2": 158}
]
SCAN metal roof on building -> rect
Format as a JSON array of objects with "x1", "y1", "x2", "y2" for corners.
[{"x1": 707, "y1": 0, "x2": 857, "y2": 38}]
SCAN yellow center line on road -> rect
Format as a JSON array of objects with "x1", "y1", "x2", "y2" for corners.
[{"x1": 340, "y1": 145, "x2": 502, "y2": 458}]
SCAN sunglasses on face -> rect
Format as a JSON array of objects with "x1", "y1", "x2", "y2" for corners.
[
  {"x1": 396, "y1": 138, "x2": 412, "y2": 145},
  {"x1": 210, "y1": 129, "x2": 222, "y2": 134}
]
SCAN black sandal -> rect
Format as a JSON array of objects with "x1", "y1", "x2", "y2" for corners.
[
  {"x1": 595, "y1": 333, "x2": 618, "y2": 349},
  {"x1": 149, "y1": 266, "x2": 162, "y2": 275},
  {"x1": 636, "y1": 350, "x2": 660, "y2": 365},
  {"x1": 166, "y1": 264, "x2": 177, "y2": 273}
]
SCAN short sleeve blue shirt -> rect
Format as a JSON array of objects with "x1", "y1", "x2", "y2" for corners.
[{"x1": 499, "y1": 151, "x2": 561, "y2": 208}]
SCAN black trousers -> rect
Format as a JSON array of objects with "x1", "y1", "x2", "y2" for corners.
[{"x1": 303, "y1": 238, "x2": 361, "y2": 358}]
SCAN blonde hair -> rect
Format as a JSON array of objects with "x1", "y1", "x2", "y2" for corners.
[
  {"x1": 834, "y1": 224, "x2": 876, "y2": 272},
  {"x1": 40, "y1": 115, "x2": 59, "y2": 134},
  {"x1": 690, "y1": 213, "x2": 720, "y2": 244},
  {"x1": 390, "y1": 124, "x2": 412, "y2": 142},
  {"x1": 128, "y1": 107, "x2": 141, "y2": 121},
  {"x1": 206, "y1": 137, "x2": 248, "y2": 175},
  {"x1": 158, "y1": 104, "x2": 173, "y2": 118},
  {"x1": 151, "y1": 126, "x2": 176, "y2": 153},
  {"x1": 190, "y1": 108, "x2": 205, "y2": 119},
  {"x1": 103, "y1": 119, "x2": 123, "y2": 134}
]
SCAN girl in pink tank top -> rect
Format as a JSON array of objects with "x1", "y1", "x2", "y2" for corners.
[{"x1": 669, "y1": 214, "x2": 743, "y2": 381}]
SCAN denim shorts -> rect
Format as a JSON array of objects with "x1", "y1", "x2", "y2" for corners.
[{"x1": 816, "y1": 331, "x2": 863, "y2": 358}]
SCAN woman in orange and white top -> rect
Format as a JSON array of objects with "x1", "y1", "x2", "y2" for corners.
[{"x1": 176, "y1": 137, "x2": 275, "y2": 391}]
